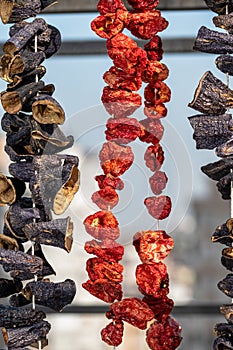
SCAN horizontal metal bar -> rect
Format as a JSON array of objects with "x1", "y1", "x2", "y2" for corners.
[
  {"x1": 45, "y1": 304, "x2": 220, "y2": 315},
  {"x1": 44, "y1": 0, "x2": 207, "y2": 13}
]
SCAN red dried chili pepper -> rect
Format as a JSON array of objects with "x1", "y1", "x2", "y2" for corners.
[
  {"x1": 91, "y1": 186, "x2": 119, "y2": 210},
  {"x1": 84, "y1": 239, "x2": 124, "y2": 262},
  {"x1": 84, "y1": 210, "x2": 120, "y2": 240},
  {"x1": 146, "y1": 317, "x2": 182, "y2": 350},
  {"x1": 91, "y1": 9, "x2": 128, "y2": 39},
  {"x1": 97, "y1": 0, "x2": 127, "y2": 15},
  {"x1": 86, "y1": 257, "x2": 123, "y2": 283},
  {"x1": 139, "y1": 118, "x2": 164, "y2": 145},
  {"x1": 149, "y1": 171, "x2": 168, "y2": 195},
  {"x1": 144, "y1": 82, "x2": 171, "y2": 105},
  {"x1": 143, "y1": 62, "x2": 169, "y2": 83},
  {"x1": 133, "y1": 230, "x2": 174, "y2": 263},
  {"x1": 95, "y1": 174, "x2": 124, "y2": 191},
  {"x1": 101, "y1": 320, "x2": 124, "y2": 347},
  {"x1": 105, "y1": 117, "x2": 143, "y2": 144},
  {"x1": 144, "y1": 36, "x2": 163, "y2": 61},
  {"x1": 144, "y1": 195, "x2": 172, "y2": 220},
  {"x1": 106, "y1": 297, "x2": 154, "y2": 329},
  {"x1": 136, "y1": 263, "x2": 169, "y2": 298},
  {"x1": 82, "y1": 279, "x2": 123, "y2": 303},
  {"x1": 102, "y1": 86, "x2": 142, "y2": 118},
  {"x1": 103, "y1": 66, "x2": 142, "y2": 91},
  {"x1": 126, "y1": 0, "x2": 159, "y2": 10},
  {"x1": 107, "y1": 33, "x2": 147, "y2": 75},
  {"x1": 143, "y1": 295, "x2": 174, "y2": 322},
  {"x1": 126, "y1": 11, "x2": 168, "y2": 40},
  {"x1": 144, "y1": 104, "x2": 168, "y2": 119},
  {"x1": 144, "y1": 144, "x2": 164, "y2": 172},
  {"x1": 99, "y1": 142, "x2": 134, "y2": 177}
]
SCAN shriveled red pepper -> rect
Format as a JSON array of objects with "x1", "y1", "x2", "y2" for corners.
[
  {"x1": 139, "y1": 118, "x2": 164, "y2": 145},
  {"x1": 144, "y1": 144, "x2": 164, "y2": 172},
  {"x1": 91, "y1": 186, "x2": 119, "y2": 210},
  {"x1": 143, "y1": 62, "x2": 169, "y2": 83},
  {"x1": 126, "y1": 11, "x2": 168, "y2": 40},
  {"x1": 126, "y1": 0, "x2": 159, "y2": 10},
  {"x1": 102, "y1": 86, "x2": 142, "y2": 118},
  {"x1": 84, "y1": 210, "x2": 120, "y2": 240},
  {"x1": 105, "y1": 117, "x2": 143, "y2": 144},
  {"x1": 101, "y1": 320, "x2": 124, "y2": 347},
  {"x1": 97, "y1": 0, "x2": 127, "y2": 15},
  {"x1": 84, "y1": 238, "x2": 124, "y2": 262},
  {"x1": 136, "y1": 263, "x2": 169, "y2": 298},
  {"x1": 144, "y1": 195, "x2": 172, "y2": 220},
  {"x1": 82, "y1": 279, "x2": 123, "y2": 303},
  {"x1": 91, "y1": 9, "x2": 128, "y2": 39},
  {"x1": 146, "y1": 317, "x2": 182, "y2": 350},
  {"x1": 99, "y1": 142, "x2": 134, "y2": 177},
  {"x1": 144, "y1": 82, "x2": 171, "y2": 105},
  {"x1": 106, "y1": 297, "x2": 154, "y2": 329},
  {"x1": 86, "y1": 257, "x2": 123, "y2": 282},
  {"x1": 103, "y1": 66, "x2": 142, "y2": 91},
  {"x1": 149, "y1": 171, "x2": 168, "y2": 195},
  {"x1": 144, "y1": 104, "x2": 168, "y2": 119},
  {"x1": 133, "y1": 230, "x2": 174, "y2": 263},
  {"x1": 95, "y1": 174, "x2": 124, "y2": 191},
  {"x1": 143, "y1": 295, "x2": 174, "y2": 322},
  {"x1": 144, "y1": 36, "x2": 163, "y2": 61}
]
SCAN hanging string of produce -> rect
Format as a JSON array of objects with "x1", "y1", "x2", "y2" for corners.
[
  {"x1": 0, "y1": 1, "x2": 80, "y2": 349},
  {"x1": 83, "y1": 0, "x2": 182, "y2": 348},
  {"x1": 188, "y1": 0, "x2": 233, "y2": 348}
]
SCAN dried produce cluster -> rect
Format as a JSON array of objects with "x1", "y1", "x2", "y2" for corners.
[
  {"x1": 0, "y1": 1, "x2": 80, "y2": 348},
  {"x1": 189, "y1": 0, "x2": 233, "y2": 348},
  {"x1": 83, "y1": 0, "x2": 182, "y2": 348}
]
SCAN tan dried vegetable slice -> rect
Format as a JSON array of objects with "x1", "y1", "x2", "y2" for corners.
[
  {"x1": 0, "y1": 233, "x2": 19, "y2": 250},
  {"x1": 32, "y1": 94, "x2": 65, "y2": 124},
  {"x1": 0, "y1": 173, "x2": 25, "y2": 206}
]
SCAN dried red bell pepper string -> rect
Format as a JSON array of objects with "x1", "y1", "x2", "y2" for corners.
[{"x1": 83, "y1": 0, "x2": 182, "y2": 348}]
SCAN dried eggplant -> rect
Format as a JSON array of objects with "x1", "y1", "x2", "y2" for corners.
[
  {"x1": 22, "y1": 279, "x2": 76, "y2": 311},
  {"x1": 0, "y1": 248, "x2": 43, "y2": 274},
  {"x1": 188, "y1": 71, "x2": 233, "y2": 115},
  {"x1": 220, "y1": 304, "x2": 233, "y2": 324},
  {"x1": 0, "y1": 173, "x2": 25, "y2": 206},
  {"x1": 212, "y1": 220, "x2": 233, "y2": 246},
  {"x1": 0, "y1": 305, "x2": 45, "y2": 328},
  {"x1": 216, "y1": 173, "x2": 232, "y2": 200},
  {"x1": 188, "y1": 114, "x2": 232, "y2": 149},
  {"x1": 222, "y1": 247, "x2": 233, "y2": 271},
  {"x1": 32, "y1": 94, "x2": 65, "y2": 125},
  {"x1": 193, "y1": 26, "x2": 233, "y2": 54},
  {"x1": 201, "y1": 158, "x2": 233, "y2": 181},
  {"x1": 213, "y1": 336, "x2": 233, "y2": 349},
  {"x1": 0, "y1": 233, "x2": 20, "y2": 250},
  {"x1": 217, "y1": 274, "x2": 233, "y2": 298},
  {"x1": 204, "y1": 0, "x2": 233, "y2": 14},
  {"x1": 213, "y1": 13, "x2": 233, "y2": 33},
  {"x1": 0, "y1": 278, "x2": 22, "y2": 298},
  {"x1": 0, "y1": 0, "x2": 41, "y2": 24}
]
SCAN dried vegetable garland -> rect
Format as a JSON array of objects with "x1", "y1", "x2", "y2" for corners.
[
  {"x1": 0, "y1": 1, "x2": 80, "y2": 349},
  {"x1": 83, "y1": 0, "x2": 182, "y2": 348},
  {"x1": 188, "y1": 0, "x2": 233, "y2": 348}
]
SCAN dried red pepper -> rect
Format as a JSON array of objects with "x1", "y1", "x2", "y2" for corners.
[
  {"x1": 95, "y1": 174, "x2": 124, "y2": 191},
  {"x1": 144, "y1": 104, "x2": 168, "y2": 119},
  {"x1": 144, "y1": 36, "x2": 163, "y2": 61},
  {"x1": 133, "y1": 230, "x2": 174, "y2": 263},
  {"x1": 105, "y1": 117, "x2": 143, "y2": 144},
  {"x1": 103, "y1": 66, "x2": 142, "y2": 91},
  {"x1": 97, "y1": 0, "x2": 127, "y2": 15},
  {"x1": 102, "y1": 86, "x2": 142, "y2": 118},
  {"x1": 126, "y1": 0, "x2": 159, "y2": 10},
  {"x1": 149, "y1": 171, "x2": 168, "y2": 195},
  {"x1": 99, "y1": 142, "x2": 134, "y2": 177},
  {"x1": 86, "y1": 257, "x2": 123, "y2": 283},
  {"x1": 144, "y1": 196, "x2": 172, "y2": 220},
  {"x1": 84, "y1": 210, "x2": 120, "y2": 240},
  {"x1": 91, "y1": 186, "x2": 119, "y2": 210},
  {"x1": 146, "y1": 317, "x2": 182, "y2": 350},
  {"x1": 126, "y1": 11, "x2": 168, "y2": 40},
  {"x1": 106, "y1": 297, "x2": 154, "y2": 330},
  {"x1": 85, "y1": 239, "x2": 124, "y2": 262},
  {"x1": 82, "y1": 279, "x2": 122, "y2": 303},
  {"x1": 101, "y1": 320, "x2": 124, "y2": 347},
  {"x1": 139, "y1": 118, "x2": 164, "y2": 145},
  {"x1": 91, "y1": 9, "x2": 128, "y2": 39},
  {"x1": 144, "y1": 144, "x2": 164, "y2": 172},
  {"x1": 143, "y1": 62, "x2": 169, "y2": 83},
  {"x1": 143, "y1": 295, "x2": 174, "y2": 322},
  {"x1": 136, "y1": 263, "x2": 169, "y2": 298}
]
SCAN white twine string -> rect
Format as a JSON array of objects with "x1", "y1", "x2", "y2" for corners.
[{"x1": 156, "y1": 220, "x2": 159, "y2": 231}]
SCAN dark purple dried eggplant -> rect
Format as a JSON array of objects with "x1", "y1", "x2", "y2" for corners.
[
  {"x1": 213, "y1": 13, "x2": 233, "y2": 33},
  {"x1": 0, "y1": 248, "x2": 43, "y2": 274},
  {"x1": 193, "y1": 26, "x2": 233, "y2": 54},
  {"x1": 218, "y1": 274, "x2": 233, "y2": 298},
  {"x1": 0, "y1": 278, "x2": 22, "y2": 298},
  {"x1": 222, "y1": 247, "x2": 233, "y2": 271},
  {"x1": 204, "y1": 0, "x2": 233, "y2": 14},
  {"x1": 212, "y1": 219, "x2": 233, "y2": 246},
  {"x1": 220, "y1": 304, "x2": 233, "y2": 324},
  {"x1": 201, "y1": 157, "x2": 233, "y2": 181},
  {"x1": 0, "y1": 305, "x2": 45, "y2": 328}
]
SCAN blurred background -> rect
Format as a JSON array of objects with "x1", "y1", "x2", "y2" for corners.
[{"x1": 0, "y1": 1, "x2": 232, "y2": 349}]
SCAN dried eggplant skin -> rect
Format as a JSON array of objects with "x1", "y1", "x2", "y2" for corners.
[
  {"x1": 217, "y1": 274, "x2": 233, "y2": 298},
  {"x1": 193, "y1": 26, "x2": 233, "y2": 54},
  {"x1": 9, "y1": 293, "x2": 31, "y2": 307},
  {"x1": 188, "y1": 114, "x2": 232, "y2": 149},
  {"x1": 212, "y1": 222, "x2": 233, "y2": 246},
  {"x1": 0, "y1": 305, "x2": 45, "y2": 328},
  {"x1": 213, "y1": 13, "x2": 233, "y2": 33},
  {"x1": 214, "y1": 323, "x2": 233, "y2": 338},
  {"x1": 0, "y1": 248, "x2": 43, "y2": 274},
  {"x1": 0, "y1": 174, "x2": 25, "y2": 206},
  {"x1": 213, "y1": 336, "x2": 233, "y2": 349},
  {"x1": 204, "y1": 0, "x2": 233, "y2": 14},
  {"x1": 216, "y1": 55, "x2": 233, "y2": 75},
  {"x1": 201, "y1": 158, "x2": 233, "y2": 181},
  {"x1": 0, "y1": 233, "x2": 20, "y2": 250},
  {"x1": 22, "y1": 279, "x2": 76, "y2": 311},
  {"x1": 2, "y1": 320, "x2": 51, "y2": 348},
  {"x1": 0, "y1": 278, "x2": 22, "y2": 298},
  {"x1": 216, "y1": 173, "x2": 232, "y2": 200},
  {"x1": 9, "y1": 162, "x2": 34, "y2": 182},
  {"x1": 188, "y1": 71, "x2": 233, "y2": 115},
  {"x1": 0, "y1": 0, "x2": 41, "y2": 24},
  {"x1": 220, "y1": 304, "x2": 233, "y2": 324}
]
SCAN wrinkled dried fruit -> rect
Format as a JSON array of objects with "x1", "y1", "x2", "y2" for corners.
[
  {"x1": 136, "y1": 263, "x2": 169, "y2": 297},
  {"x1": 101, "y1": 320, "x2": 124, "y2": 347},
  {"x1": 95, "y1": 174, "x2": 124, "y2": 191},
  {"x1": 84, "y1": 211, "x2": 120, "y2": 240},
  {"x1": 144, "y1": 82, "x2": 171, "y2": 104},
  {"x1": 82, "y1": 280, "x2": 122, "y2": 303},
  {"x1": 144, "y1": 104, "x2": 168, "y2": 119},
  {"x1": 146, "y1": 317, "x2": 182, "y2": 350},
  {"x1": 143, "y1": 63, "x2": 169, "y2": 84},
  {"x1": 103, "y1": 66, "x2": 142, "y2": 91},
  {"x1": 133, "y1": 230, "x2": 174, "y2": 263},
  {"x1": 139, "y1": 119, "x2": 164, "y2": 145},
  {"x1": 144, "y1": 36, "x2": 163, "y2": 61},
  {"x1": 91, "y1": 9, "x2": 127, "y2": 39},
  {"x1": 99, "y1": 142, "x2": 134, "y2": 177},
  {"x1": 97, "y1": 0, "x2": 127, "y2": 15},
  {"x1": 143, "y1": 295, "x2": 174, "y2": 322},
  {"x1": 106, "y1": 297, "x2": 154, "y2": 329},
  {"x1": 127, "y1": 0, "x2": 159, "y2": 10},
  {"x1": 105, "y1": 117, "x2": 143, "y2": 144},
  {"x1": 92, "y1": 186, "x2": 119, "y2": 210},
  {"x1": 144, "y1": 144, "x2": 164, "y2": 172},
  {"x1": 144, "y1": 196, "x2": 172, "y2": 220},
  {"x1": 87, "y1": 258, "x2": 123, "y2": 283},
  {"x1": 84, "y1": 239, "x2": 124, "y2": 262},
  {"x1": 149, "y1": 171, "x2": 168, "y2": 195}
]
